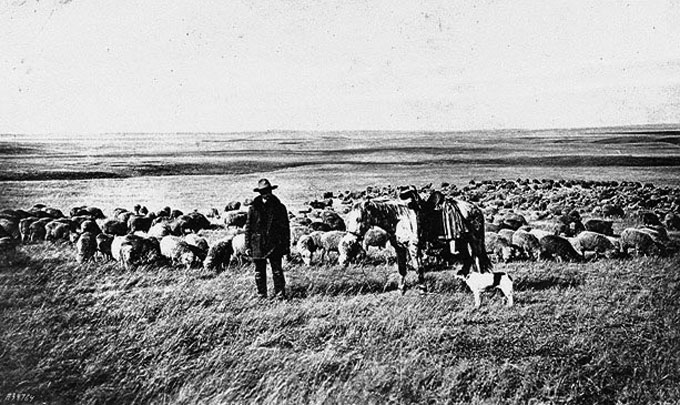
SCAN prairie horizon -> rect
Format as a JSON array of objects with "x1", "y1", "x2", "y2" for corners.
[{"x1": 2, "y1": 124, "x2": 679, "y2": 214}]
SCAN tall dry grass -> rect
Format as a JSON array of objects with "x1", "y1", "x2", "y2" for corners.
[{"x1": 1, "y1": 241, "x2": 679, "y2": 404}]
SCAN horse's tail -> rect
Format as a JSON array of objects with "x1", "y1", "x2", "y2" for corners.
[
  {"x1": 477, "y1": 247, "x2": 494, "y2": 273},
  {"x1": 475, "y1": 209, "x2": 493, "y2": 273}
]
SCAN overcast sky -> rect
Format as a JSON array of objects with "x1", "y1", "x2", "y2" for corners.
[{"x1": 2, "y1": 0, "x2": 679, "y2": 134}]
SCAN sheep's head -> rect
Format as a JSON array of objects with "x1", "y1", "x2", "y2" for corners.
[
  {"x1": 338, "y1": 233, "x2": 362, "y2": 266},
  {"x1": 296, "y1": 235, "x2": 316, "y2": 265},
  {"x1": 180, "y1": 251, "x2": 198, "y2": 268}
]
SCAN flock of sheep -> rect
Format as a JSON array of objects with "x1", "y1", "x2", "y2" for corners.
[{"x1": 1, "y1": 178, "x2": 679, "y2": 272}]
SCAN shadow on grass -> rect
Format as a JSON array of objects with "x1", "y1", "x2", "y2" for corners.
[{"x1": 514, "y1": 273, "x2": 583, "y2": 291}]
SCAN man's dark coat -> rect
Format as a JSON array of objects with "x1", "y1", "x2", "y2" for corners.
[{"x1": 245, "y1": 194, "x2": 290, "y2": 259}]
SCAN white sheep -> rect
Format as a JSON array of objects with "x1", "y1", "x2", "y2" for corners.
[
  {"x1": 160, "y1": 235, "x2": 200, "y2": 268},
  {"x1": 296, "y1": 230, "x2": 347, "y2": 265}
]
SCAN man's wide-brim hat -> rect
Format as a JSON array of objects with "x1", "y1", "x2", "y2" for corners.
[{"x1": 253, "y1": 178, "x2": 278, "y2": 193}]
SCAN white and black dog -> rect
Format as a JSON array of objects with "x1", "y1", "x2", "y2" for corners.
[{"x1": 456, "y1": 271, "x2": 514, "y2": 308}]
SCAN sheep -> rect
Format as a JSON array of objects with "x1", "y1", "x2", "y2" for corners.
[
  {"x1": 584, "y1": 219, "x2": 614, "y2": 236},
  {"x1": 101, "y1": 219, "x2": 128, "y2": 236},
  {"x1": 71, "y1": 206, "x2": 105, "y2": 219},
  {"x1": 128, "y1": 214, "x2": 154, "y2": 233},
  {"x1": 224, "y1": 211, "x2": 248, "y2": 228},
  {"x1": 75, "y1": 231, "x2": 97, "y2": 263},
  {"x1": 0, "y1": 218, "x2": 20, "y2": 240},
  {"x1": 40, "y1": 207, "x2": 65, "y2": 219},
  {"x1": 27, "y1": 220, "x2": 47, "y2": 243},
  {"x1": 224, "y1": 201, "x2": 241, "y2": 212},
  {"x1": 511, "y1": 230, "x2": 541, "y2": 260},
  {"x1": 485, "y1": 232, "x2": 518, "y2": 263},
  {"x1": 499, "y1": 213, "x2": 527, "y2": 230},
  {"x1": 620, "y1": 228, "x2": 662, "y2": 256},
  {"x1": 637, "y1": 225, "x2": 669, "y2": 242},
  {"x1": 529, "y1": 228, "x2": 554, "y2": 241},
  {"x1": 184, "y1": 233, "x2": 209, "y2": 261},
  {"x1": 309, "y1": 221, "x2": 331, "y2": 232},
  {"x1": 45, "y1": 221, "x2": 71, "y2": 242},
  {"x1": 203, "y1": 239, "x2": 233, "y2": 273},
  {"x1": 640, "y1": 211, "x2": 662, "y2": 227},
  {"x1": 112, "y1": 234, "x2": 162, "y2": 270},
  {"x1": 664, "y1": 212, "x2": 680, "y2": 231},
  {"x1": 148, "y1": 222, "x2": 171, "y2": 240},
  {"x1": 571, "y1": 231, "x2": 619, "y2": 258},
  {"x1": 79, "y1": 219, "x2": 101, "y2": 235},
  {"x1": 19, "y1": 217, "x2": 38, "y2": 243},
  {"x1": 539, "y1": 234, "x2": 584, "y2": 262},
  {"x1": 321, "y1": 210, "x2": 346, "y2": 231},
  {"x1": 338, "y1": 233, "x2": 363, "y2": 266},
  {"x1": 96, "y1": 233, "x2": 114, "y2": 261},
  {"x1": 230, "y1": 233, "x2": 248, "y2": 266},
  {"x1": 497, "y1": 229, "x2": 515, "y2": 242},
  {"x1": 362, "y1": 226, "x2": 389, "y2": 252},
  {"x1": 0, "y1": 237, "x2": 17, "y2": 266},
  {"x1": 160, "y1": 235, "x2": 201, "y2": 268},
  {"x1": 296, "y1": 230, "x2": 346, "y2": 265}
]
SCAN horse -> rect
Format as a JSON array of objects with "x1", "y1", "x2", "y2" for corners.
[
  {"x1": 399, "y1": 187, "x2": 492, "y2": 276},
  {"x1": 345, "y1": 199, "x2": 423, "y2": 293}
]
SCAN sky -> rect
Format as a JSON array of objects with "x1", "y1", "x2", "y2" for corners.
[{"x1": 1, "y1": 0, "x2": 679, "y2": 134}]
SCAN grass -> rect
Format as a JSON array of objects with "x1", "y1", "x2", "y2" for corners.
[{"x1": 2, "y1": 242, "x2": 679, "y2": 404}]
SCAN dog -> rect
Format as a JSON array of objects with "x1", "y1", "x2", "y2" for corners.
[{"x1": 456, "y1": 271, "x2": 514, "y2": 308}]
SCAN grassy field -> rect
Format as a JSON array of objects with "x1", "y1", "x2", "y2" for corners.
[
  {"x1": 1, "y1": 243, "x2": 679, "y2": 404},
  {"x1": 1, "y1": 127, "x2": 680, "y2": 404}
]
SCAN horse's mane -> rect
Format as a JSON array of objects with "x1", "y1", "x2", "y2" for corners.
[{"x1": 352, "y1": 200, "x2": 415, "y2": 224}]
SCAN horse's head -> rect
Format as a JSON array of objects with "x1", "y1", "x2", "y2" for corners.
[
  {"x1": 398, "y1": 185, "x2": 425, "y2": 211},
  {"x1": 346, "y1": 202, "x2": 371, "y2": 237}
]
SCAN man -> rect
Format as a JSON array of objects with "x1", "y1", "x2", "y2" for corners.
[{"x1": 245, "y1": 178, "x2": 291, "y2": 299}]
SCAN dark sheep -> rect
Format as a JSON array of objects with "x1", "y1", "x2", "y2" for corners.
[
  {"x1": 0, "y1": 237, "x2": 17, "y2": 265},
  {"x1": 79, "y1": 220, "x2": 102, "y2": 235},
  {"x1": 363, "y1": 226, "x2": 390, "y2": 252},
  {"x1": 75, "y1": 231, "x2": 97, "y2": 263},
  {"x1": 0, "y1": 218, "x2": 20, "y2": 240},
  {"x1": 224, "y1": 211, "x2": 248, "y2": 228},
  {"x1": 539, "y1": 235, "x2": 583, "y2": 262},
  {"x1": 309, "y1": 221, "x2": 331, "y2": 232},
  {"x1": 601, "y1": 204, "x2": 625, "y2": 218},
  {"x1": 620, "y1": 228, "x2": 662, "y2": 256},
  {"x1": 128, "y1": 215, "x2": 154, "y2": 233},
  {"x1": 96, "y1": 233, "x2": 114, "y2": 261},
  {"x1": 500, "y1": 213, "x2": 528, "y2": 230},
  {"x1": 511, "y1": 230, "x2": 541, "y2": 260},
  {"x1": 322, "y1": 210, "x2": 346, "y2": 231},
  {"x1": 19, "y1": 217, "x2": 38, "y2": 243},
  {"x1": 640, "y1": 211, "x2": 662, "y2": 227},
  {"x1": 112, "y1": 234, "x2": 163, "y2": 269},
  {"x1": 224, "y1": 201, "x2": 241, "y2": 212},
  {"x1": 41, "y1": 207, "x2": 65, "y2": 219},
  {"x1": 27, "y1": 221, "x2": 46, "y2": 243},
  {"x1": 486, "y1": 232, "x2": 518, "y2": 263},
  {"x1": 584, "y1": 219, "x2": 614, "y2": 236},
  {"x1": 101, "y1": 219, "x2": 128, "y2": 236},
  {"x1": 45, "y1": 221, "x2": 70, "y2": 242},
  {"x1": 204, "y1": 240, "x2": 233, "y2": 273},
  {"x1": 665, "y1": 212, "x2": 680, "y2": 231}
]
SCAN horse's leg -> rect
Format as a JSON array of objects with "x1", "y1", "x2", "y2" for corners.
[
  {"x1": 394, "y1": 244, "x2": 409, "y2": 294},
  {"x1": 457, "y1": 240, "x2": 473, "y2": 276},
  {"x1": 408, "y1": 242, "x2": 426, "y2": 293}
]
